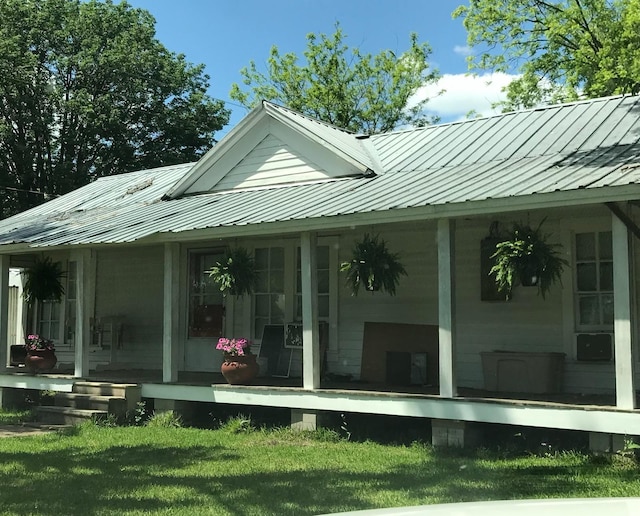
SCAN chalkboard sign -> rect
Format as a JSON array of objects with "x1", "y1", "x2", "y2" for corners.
[
  {"x1": 285, "y1": 323, "x2": 303, "y2": 348},
  {"x1": 259, "y1": 324, "x2": 285, "y2": 376}
]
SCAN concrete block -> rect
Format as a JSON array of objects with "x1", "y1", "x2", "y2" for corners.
[
  {"x1": 432, "y1": 419, "x2": 469, "y2": 448},
  {"x1": 291, "y1": 409, "x2": 326, "y2": 431}
]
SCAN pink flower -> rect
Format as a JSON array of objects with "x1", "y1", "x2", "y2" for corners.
[{"x1": 216, "y1": 337, "x2": 250, "y2": 357}]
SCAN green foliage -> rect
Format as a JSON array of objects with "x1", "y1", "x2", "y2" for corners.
[
  {"x1": 207, "y1": 247, "x2": 257, "y2": 297},
  {"x1": 0, "y1": 424, "x2": 638, "y2": 514},
  {"x1": 22, "y1": 256, "x2": 66, "y2": 304},
  {"x1": 145, "y1": 410, "x2": 183, "y2": 428},
  {"x1": 454, "y1": 0, "x2": 640, "y2": 110},
  {"x1": 230, "y1": 23, "x2": 440, "y2": 134},
  {"x1": 340, "y1": 233, "x2": 407, "y2": 296},
  {"x1": 0, "y1": 0, "x2": 229, "y2": 218},
  {"x1": 490, "y1": 220, "x2": 568, "y2": 299},
  {"x1": 218, "y1": 414, "x2": 254, "y2": 434}
]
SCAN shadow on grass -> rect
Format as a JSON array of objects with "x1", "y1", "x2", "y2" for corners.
[{"x1": 0, "y1": 431, "x2": 638, "y2": 515}]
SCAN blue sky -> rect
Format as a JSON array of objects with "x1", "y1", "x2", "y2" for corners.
[{"x1": 126, "y1": 0, "x2": 516, "y2": 133}]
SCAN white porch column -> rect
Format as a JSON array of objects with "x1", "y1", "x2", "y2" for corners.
[
  {"x1": 300, "y1": 231, "x2": 320, "y2": 390},
  {"x1": 0, "y1": 255, "x2": 9, "y2": 371},
  {"x1": 74, "y1": 249, "x2": 95, "y2": 377},
  {"x1": 612, "y1": 215, "x2": 637, "y2": 409},
  {"x1": 438, "y1": 218, "x2": 457, "y2": 398},
  {"x1": 163, "y1": 243, "x2": 180, "y2": 383}
]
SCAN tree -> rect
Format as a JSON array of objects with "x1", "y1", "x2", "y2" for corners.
[
  {"x1": 0, "y1": 0, "x2": 230, "y2": 218},
  {"x1": 453, "y1": 0, "x2": 640, "y2": 110},
  {"x1": 230, "y1": 25, "x2": 439, "y2": 134}
]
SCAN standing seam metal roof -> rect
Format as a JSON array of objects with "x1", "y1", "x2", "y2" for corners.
[{"x1": 1, "y1": 95, "x2": 640, "y2": 248}]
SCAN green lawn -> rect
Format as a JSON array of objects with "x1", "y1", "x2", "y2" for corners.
[{"x1": 0, "y1": 414, "x2": 639, "y2": 515}]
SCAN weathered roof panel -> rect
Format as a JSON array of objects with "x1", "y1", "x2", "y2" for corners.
[{"x1": 1, "y1": 95, "x2": 640, "y2": 248}]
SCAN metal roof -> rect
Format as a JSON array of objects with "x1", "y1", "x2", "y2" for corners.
[{"x1": 1, "y1": 95, "x2": 640, "y2": 249}]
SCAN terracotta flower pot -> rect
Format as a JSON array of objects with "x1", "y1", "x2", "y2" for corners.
[
  {"x1": 25, "y1": 349, "x2": 57, "y2": 373},
  {"x1": 220, "y1": 353, "x2": 259, "y2": 385}
]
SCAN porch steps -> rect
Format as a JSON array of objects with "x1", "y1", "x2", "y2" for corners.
[
  {"x1": 35, "y1": 381, "x2": 141, "y2": 426},
  {"x1": 35, "y1": 406, "x2": 109, "y2": 425}
]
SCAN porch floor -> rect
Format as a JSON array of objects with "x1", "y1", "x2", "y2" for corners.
[{"x1": 5, "y1": 366, "x2": 626, "y2": 409}]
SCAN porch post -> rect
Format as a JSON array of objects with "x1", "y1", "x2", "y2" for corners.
[
  {"x1": 437, "y1": 218, "x2": 457, "y2": 398},
  {"x1": 0, "y1": 255, "x2": 9, "y2": 371},
  {"x1": 300, "y1": 231, "x2": 320, "y2": 390},
  {"x1": 163, "y1": 243, "x2": 180, "y2": 383},
  {"x1": 612, "y1": 215, "x2": 637, "y2": 410},
  {"x1": 74, "y1": 249, "x2": 95, "y2": 377}
]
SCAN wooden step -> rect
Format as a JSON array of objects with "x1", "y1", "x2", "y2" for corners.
[
  {"x1": 54, "y1": 392, "x2": 127, "y2": 416},
  {"x1": 36, "y1": 406, "x2": 108, "y2": 426}
]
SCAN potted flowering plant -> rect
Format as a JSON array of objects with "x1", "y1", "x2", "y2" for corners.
[
  {"x1": 216, "y1": 337, "x2": 251, "y2": 357},
  {"x1": 216, "y1": 337, "x2": 259, "y2": 385},
  {"x1": 24, "y1": 334, "x2": 57, "y2": 372}
]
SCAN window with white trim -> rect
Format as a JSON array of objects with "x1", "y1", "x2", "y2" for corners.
[
  {"x1": 574, "y1": 231, "x2": 613, "y2": 331},
  {"x1": 188, "y1": 250, "x2": 225, "y2": 338},
  {"x1": 253, "y1": 242, "x2": 336, "y2": 344},
  {"x1": 254, "y1": 247, "x2": 285, "y2": 338}
]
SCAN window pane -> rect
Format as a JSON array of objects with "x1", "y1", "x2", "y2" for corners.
[
  {"x1": 255, "y1": 248, "x2": 269, "y2": 269},
  {"x1": 256, "y1": 271, "x2": 269, "y2": 292},
  {"x1": 296, "y1": 271, "x2": 302, "y2": 293},
  {"x1": 599, "y1": 231, "x2": 612, "y2": 260},
  {"x1": 271, "y1": 247, "x2": 284, "y2": 268},
  {"x1": 318, "y1": 270, "x2": 330, "y2": 293},
  {"x1": 270, "y1": 269, "x2": 285, "y2": 293},
  {"x1": 255, "y1": 294, "x2": 270, "y2": 317},
  {"x1": 576, "y1": 233, "x2": 596, "y2": 260},
  {"x1": 602, "y1": 294, "x2": 614, "y2": 325},
  {"x1": 318, "y1": 295, "x2": 330, "y2": 318},
  {"x1": 576, "y1": 263, "x2": 597, "y2": 291},
  {"x1": 599, "y1": 262, "x2": 613, "y2": 291},
  {"x1": 271, "y1": 294, "x2": 285, "y2": 320},
  {"x1": 579, "y1": 295, "x2": 600, "y2": 325},
  {"x1": 295, "y1": 296, "x2": 302, "y2": 320},
  {"x1": 317, "y1": 246, "x2": 330, "y2": 269}
]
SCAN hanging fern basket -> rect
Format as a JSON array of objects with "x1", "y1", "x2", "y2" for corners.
[
  {"x1": 22, "y1": 256, "x2": 66, "y2": 304},
  {"x1": 207, "y1": 247, "x2": 257, "y2": 297},
  {"x1": 340, "y1": 233, "x2": 407, "y2": 296}
]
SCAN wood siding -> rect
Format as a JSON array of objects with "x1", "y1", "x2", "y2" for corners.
[{"x1": 215, "y1": 134, "x2": 330, "y2": 190}]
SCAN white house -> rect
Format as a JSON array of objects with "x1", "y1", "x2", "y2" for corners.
[{"x1": 1, "y1": 95, "x2": 640, "y2": 447}]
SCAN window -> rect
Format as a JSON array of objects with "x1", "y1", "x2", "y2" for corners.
[
  {"x1": 253, "y1": 243, "x2": 335, "y2": 345},
  {"x1": 188, "y1": 250, "x2": 225, "y2": 338},
  {"x1": 254, "y1": 247, "x2": 285, "y2": 338},
  {"x1": 574, "y1": 231, "x2": 613, "y2": 331},
  {"x1": 65, "y1": 261, "x2": 77, "y2": 344},
  {"x1": 295, "y1": 245, "x2": 330, "y2": 322},
  {"x1": 37, "y1": 300, "x2": 61, "y2": 342}
]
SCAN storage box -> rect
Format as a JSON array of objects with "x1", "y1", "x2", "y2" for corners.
[{"x1": 481, "y1": 351, "x2": 565, "y2": 393}]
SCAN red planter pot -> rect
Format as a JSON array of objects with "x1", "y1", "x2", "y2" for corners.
[
  {"x1": 220, "y1": 353, "x2": 259, "y2": 385},
  {"x1": 25, "y1": 350, "x2": 57, "y2": 373}
]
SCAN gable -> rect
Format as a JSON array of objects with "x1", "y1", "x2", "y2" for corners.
[
  {"x1": 187, "y1": 133, "x2": 337, "y2": 192},
  {"x1": 167, "y1": 102, "x2": 375, "y2": 198}
]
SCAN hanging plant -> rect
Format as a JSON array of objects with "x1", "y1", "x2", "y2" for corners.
[
  {"x1": 490, "y1": 220, "x2": 568, "y2": 299},
  {"x1": 340, "y1": 233, "x2": 407, "y2": 296},
  {"x1": 22, "y1": 256, "x2": 66, "y2": 304},
  {"x1": 207, "y1": 247, "x2": 257, "y2": 297}
]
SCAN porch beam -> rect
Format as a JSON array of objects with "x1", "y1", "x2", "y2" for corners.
[
  {"x1": 612, "y1": 215, "x2": 637, "y2": 409},
  {"x1": 163, "y1": 243, "x2": 180, "y2": 383},
  {"x1": 0, "y1": 255, "x2": 9, "y2": 371},
  {"x1": 73, "y1": 249, "x2": 94, "y2": 377},
  {"x1": 437, "y1": 218, "x2": 457, "y2": 398},
  {"x1": 300, "y1": 231, "x2": 320, "y2": 390}
]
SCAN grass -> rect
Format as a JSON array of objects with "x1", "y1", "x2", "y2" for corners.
[{"x1": 0, "y1": 412, "x2": 639, "y2": 515}]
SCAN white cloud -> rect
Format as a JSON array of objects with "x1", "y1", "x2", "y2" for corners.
[
  {"x1": 453, "y1": 45, "x2": 472, "y2": 57},
  {"x1": 410, "y1": 72, "x2": 519, "y2": 122}
]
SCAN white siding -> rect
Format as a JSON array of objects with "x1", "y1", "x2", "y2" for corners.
[{"x1": 215, "y1": 134, "x2": 330, "y2": 190}]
